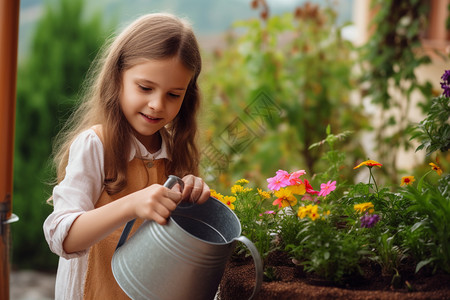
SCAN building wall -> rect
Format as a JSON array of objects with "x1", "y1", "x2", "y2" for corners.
[{"x1": 353, "y1": 0, "x2": 450, "y2": 171}]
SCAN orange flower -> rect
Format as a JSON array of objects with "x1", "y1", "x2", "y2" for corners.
[
  {"x1": 354, "y1": 159, "x2": 382, "y2": 169},
  {"x1": 429, "y1": 163, "x2": 443, "y2": 176},
  {"x1": 273, "y1": 188, "x2": 297, "y2": 208},
  {"x1": 400, "y1": 176, "x2": 415, "y2": 186}
]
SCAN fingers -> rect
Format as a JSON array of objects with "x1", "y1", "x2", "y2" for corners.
[
  {"x1": 181, "y1": 175, "x2": 210, "y2": 204},
  {"x1": 134, "y1": 185, "x2": 181, "y2": 225}
]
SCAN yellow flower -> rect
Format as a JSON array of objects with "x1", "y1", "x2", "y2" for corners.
[
  {"x1": 400, "y1": 176, "x2": 415, "y2": 186},
  {"x1": 309, "y1": 205, "x2": 320, "y2": 221},
  {"x1": 286, "y1": 183, "x2": 306, "y2": 195},
  {"x1": 297, "y1": 204, "x2": 320, "y2": 221},
  {"x1": 353, "y1": 159, "x2": 382, "y2": 169},
  {"x1": 273, "y1": 188, "x2": 297, "y2": 208},
  {"x1": 429, "y1": 163, "x2": 443, "y2": 176},
  {"x1": 257, "y1": 188, "x2": 272, "y2": 199},
  {"x1": 297, "y1": 205, "x2": 311, "y2": 219},
  {"x1": 210, "y1": 189, "x2": 224, "y2": 201},
  {"x1": 297, "y1": 204, "x2": 311, "y2": 218},
  {"x1": 354, "y1": 202, "x2": 374, "y2": 214},
  {"x1": 222, "y1": 196, "x2": 237, "y2": 210},
  {"x1": 235, "y1": 179, "x2": 249, "y2": 185},
  {"x1": 231, "y1": 184, "x2": 244, "y2": 194}
]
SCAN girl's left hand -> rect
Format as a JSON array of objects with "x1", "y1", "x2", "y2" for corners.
[{"x1": 181, "y1": 175, "x2": 210, "y2": 204}]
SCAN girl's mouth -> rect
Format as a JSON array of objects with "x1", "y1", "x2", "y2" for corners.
[{"x1": 140, "y1": 112, "x2": 162, "y2": 123}]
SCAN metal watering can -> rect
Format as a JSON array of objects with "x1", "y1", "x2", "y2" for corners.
[{"x1": 111, "y1": 175, "x2": 263, "y2": 300}]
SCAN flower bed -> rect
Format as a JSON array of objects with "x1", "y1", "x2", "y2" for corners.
[
  {"x1": 219, "y1": 252, "x2": 450, "y2": 299},
  {"x1": 213, "y1": 70, "x2": 450, "y2": 299}
]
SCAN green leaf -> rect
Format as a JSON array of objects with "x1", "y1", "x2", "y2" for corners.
[{"x1": 415, "y1": 257, "x2": 436, "y2": 273}]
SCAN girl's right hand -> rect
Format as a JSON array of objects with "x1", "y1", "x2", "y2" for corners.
[{"x1": 132, "y1": 184, "x2": 182, "y2": 225}]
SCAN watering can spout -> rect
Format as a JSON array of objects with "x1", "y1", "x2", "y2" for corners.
[{"x1": 112, "y1": 175, "x2": 263, "y2": 300}]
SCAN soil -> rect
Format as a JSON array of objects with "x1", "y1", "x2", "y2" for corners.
[{"x1": 219, "y1": 251, "x2": 450, "y2": 300}]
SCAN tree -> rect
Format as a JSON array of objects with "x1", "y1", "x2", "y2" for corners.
[{"x1": 13, "y1": 0, "x2": 111, "y2": 269}]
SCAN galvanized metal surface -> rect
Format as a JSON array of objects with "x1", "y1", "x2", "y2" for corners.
[{"x1": 112, "y1": 177, "x2": 262, "y2": 300}]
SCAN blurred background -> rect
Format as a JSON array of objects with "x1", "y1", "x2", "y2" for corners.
[{"x1": 10, "y1": 0, "x2": 450, "y2": 299}]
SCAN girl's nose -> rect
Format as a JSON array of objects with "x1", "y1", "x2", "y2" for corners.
[{"x1": 148, "y1": 92, "x2": 164, "y2": 111}]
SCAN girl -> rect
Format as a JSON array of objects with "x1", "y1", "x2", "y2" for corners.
[{"x1": 43, "y1": 13, "x2": 210, "y2": 299}]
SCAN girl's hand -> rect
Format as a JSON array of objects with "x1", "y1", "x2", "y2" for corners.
[
  {"x1": 133, "y1": 184, "x2": 182, "y2": 225},
  {"x1": 181, "y1": 175, "x2": 210, "y2": 204}
]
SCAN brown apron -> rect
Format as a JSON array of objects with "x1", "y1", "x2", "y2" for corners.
[{"x1": 83, "y1": 158, "x2": 167, "y2": 299}]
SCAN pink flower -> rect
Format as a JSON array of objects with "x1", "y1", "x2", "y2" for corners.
[
  {"x1": 288, "y1": 170, "x2": 306, "y2": 185},
  {"x1": 259, "y1": 210, "x2": 276, "y2": 216},
  {"x1": 301, "y1": 194, "x2": 317, "y2": 202},
  {"x1": 318, "y1": 180, "x2": 336, "y2": 197},
  {"x1": 276, "y1": 170, "x2": 291, "y2": 181},
  {"x1": 267, "y1": 170, "x2": 290, "y2": 191}
]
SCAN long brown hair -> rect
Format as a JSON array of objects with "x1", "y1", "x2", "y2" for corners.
[{"x1": 52, "y1": 13, "x2": 202, "y2": 195}]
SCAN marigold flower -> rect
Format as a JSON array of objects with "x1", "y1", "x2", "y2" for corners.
[
  {"x1": 273, "y1": 188, "x2": 297, "y2": 208},
  {"x1": 286, "y1": 183, "x2": 306, "y2": 195},
  {"x1": 210, "y1": 189, "x2": 224, "y2": 201},
  {"x1": 309, "y1": 205, "x2": 320, "y2": 221},
  {"x1": 297, "y1": 205, "x2": 312, "y2": 219},
  {"x1": 297, "y1": 204, "x2": 319, "y2": 220},
  {"x1": 235, "y1": 179, "x2": 249, "y2": 185},
  {"x1": 257, "y1": 188, "x2": 272, "y2": 199},
  {"x1": 318, "y1": 180, "x2": 336, "y2": 197},
  {"x1": 231, "y1": 184, "x2": 244, "y2": 194},
  {"x1": 221, "y1": 196, "x2": 236, "y2": 210},
  {"x1": 354, "y1": 202, "x2": 374, "y2": 214},
  {"x1": 353, "y1": 159, "x2": 382, "y2": 169},
  {"x1": 429, "y1": 163, "x2": 443, "y2": 176},
  {"x1": 400, "y1": 176, "x2": 415, "y2": 186}
]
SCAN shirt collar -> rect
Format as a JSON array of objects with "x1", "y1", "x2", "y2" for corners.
[{"x1": 128, "y1": 132, "x2": 170, "y2": 161}]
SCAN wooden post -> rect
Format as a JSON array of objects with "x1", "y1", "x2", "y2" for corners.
[{"x1": 0, "y1": 0, "x2": 20, "y2": 298}]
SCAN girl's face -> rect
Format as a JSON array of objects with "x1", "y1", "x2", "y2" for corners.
[{"x1": 120, "y1": 57, "x2": 192, "y2": 149}]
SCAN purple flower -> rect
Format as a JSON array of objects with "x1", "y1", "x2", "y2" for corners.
[
  {"x1": 360, "y1": 213, "x2": 380, "y2": 228},
  {"x1": 440, "y1": 70, "x2": 450, "y2": 97}
]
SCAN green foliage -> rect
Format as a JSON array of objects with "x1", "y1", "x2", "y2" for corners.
[
  {"x1": 284, "y1": 216, "x2": 369, "y2": 283},
  {"x1": 403, "y1": 174, "x2": 450, "y2": 273},
  {"x1": 309, "y1": 125, "x2": 353, "y2": 183},
  {"x1": 359, "y1": 0, "x2": 434, "y2": 180},
  {"x1": 13, "y1": 0, "x2": 110, "y2": 270},
  {"x1": 200, "y1": 3, "x2": 366, "y2": 190},
  {"x1": 410, "y1": 95, "x2": 450, "y2": 155},
  {"x1": 369, "y1": 232, "x2": 407, "y2": 276}
]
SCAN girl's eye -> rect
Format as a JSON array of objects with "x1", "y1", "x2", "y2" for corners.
[
  {"x1": 168, "y1": 93, "x2": 181, "y2": 98},
  {"x1": 139, "y1": 85, "x2": 151, "y2": 91}
]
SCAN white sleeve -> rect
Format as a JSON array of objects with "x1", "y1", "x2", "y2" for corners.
[{"x1": 43, "y1": 129, "x2": 105, "y2": 259}]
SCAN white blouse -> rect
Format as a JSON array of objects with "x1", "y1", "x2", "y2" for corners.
[{"x1": 43, "y1": 128, "x2": 169, "y2": 300}]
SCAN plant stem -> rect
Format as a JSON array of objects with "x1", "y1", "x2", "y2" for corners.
[{"x1": 369, "y1": 168, "x2": 379, "y2": 194}]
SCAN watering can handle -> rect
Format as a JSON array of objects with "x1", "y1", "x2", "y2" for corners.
[
  {"x1": 115, "y1": 175, "x2": 184, "y2": 250},
  {"x1": 235, "y1": 236, "x2": 263, "y2": 300}
]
